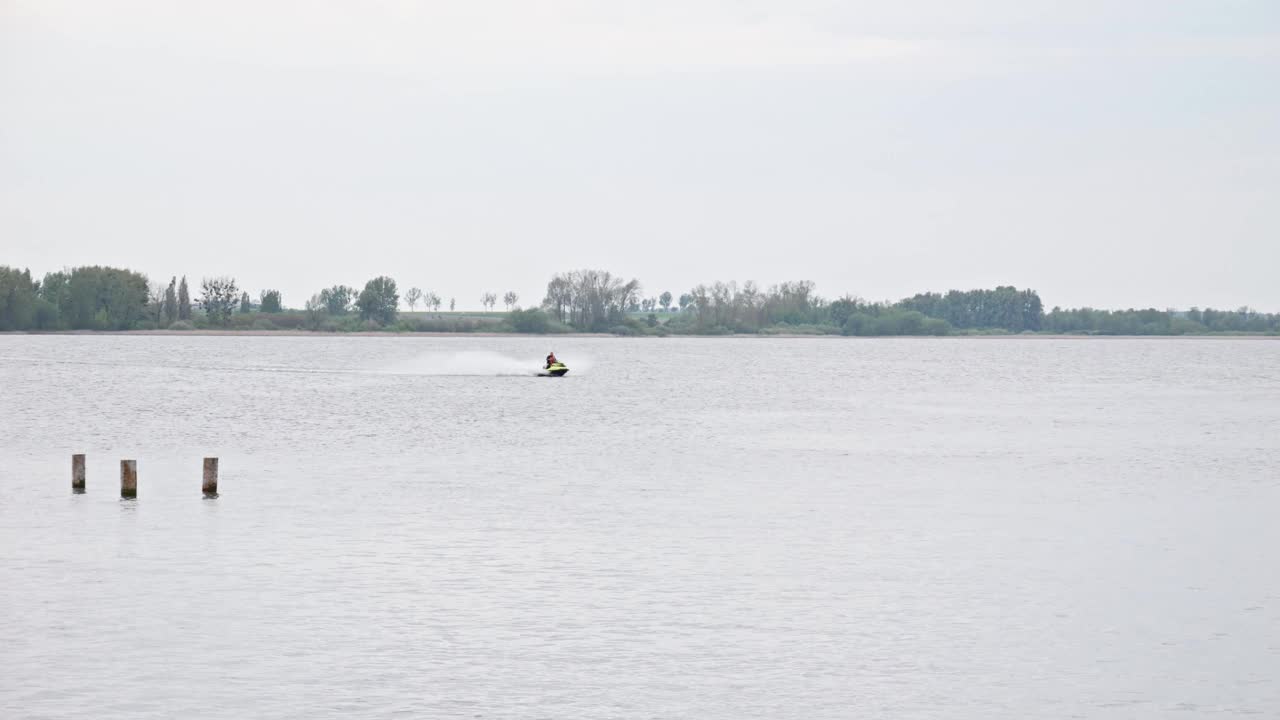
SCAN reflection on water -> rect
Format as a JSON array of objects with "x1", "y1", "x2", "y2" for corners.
[{"x1": 2, "y1": 335, "x2": 1279, "y2": 719}]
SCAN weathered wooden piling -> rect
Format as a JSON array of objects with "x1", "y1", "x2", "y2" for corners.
[
  {"x1": 202, "y1": 457, "x2": 219, "y2": 497},
  {"x1": 120, "y1": 460, "x2": 137, "y2": 498},
  {"x1": 72, "y1": 454, "x2": 86, "y2": 492}
]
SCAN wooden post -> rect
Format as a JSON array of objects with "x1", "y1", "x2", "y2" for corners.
[
  {"x1": 120, "y1": 460, "x2": 137, "y2": 498},
  {"x1": 72, "y1": 454, "x2": 86, "y2": 493},
  {"x1": 202, "y1": 457, "x2": 218, "y2": 497}
]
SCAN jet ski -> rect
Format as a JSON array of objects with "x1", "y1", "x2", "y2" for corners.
[{"x1": 539, "y1": 362, "x2": 569, "y2": 377}]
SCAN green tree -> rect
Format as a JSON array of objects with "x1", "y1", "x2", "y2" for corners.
[
  {"x1": 303, "y1": 294, "x2": 326, "y2": 330},
  {"x1": 404, "y1": 287, "x2": 423, "y2": 311},
  {"x1": 200, "y1": 277, "x2": 240, "y2": 326},
  {"x1": 148, "y1": 281, "x2": 167, "y2": 325},
  {"x1": 259, "y1": 289, "x2": 282, "y2": 313},
  {"x1": 503, "y1": 290, "x2": 519, "y2": 311},
  {"x1": 53, "y1": 266, "x2": 149, "y2": 330},
  {"x1": 659, "y1": 291, "x2": 672, "y2": 311},
  {"x1": 356, "y1": 276, "x2": 399, "y2": 325},
  {"x1": 239, "y1": 291, "x2": 252, "y2": 314},
  {"x1": 177, "y1": 276, "x2": 192, "y2": 320},
  {"x1": 163, "y1": 277, "x2": 178, "y2": 325},
  {"x1": 482, "y1": 292, "x2": 497, "y2": 311},
  {"x1": 897, "y1": 286, "x2": 1043, "y2": 332},
  {"x1": 828, "y1": 296, "x2": 863, "y2": 327},
  {"x1": 0, "y1": 266, "x2": 41, "y2": 330},
  {"x1": 37, "y1": 270, "x2": 71, "y2": 329},
  {"x1": 319, "y1": 285, "x2": 357, "y2": 315}
]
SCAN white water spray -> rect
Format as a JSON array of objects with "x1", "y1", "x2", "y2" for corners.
[{"x1": 382, "y1": 351, "x2": 541, "y2": 377}]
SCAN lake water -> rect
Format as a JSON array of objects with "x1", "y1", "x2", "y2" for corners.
[{"x1": 1, "y1": 335, "x2": 1278, "y2": 719}]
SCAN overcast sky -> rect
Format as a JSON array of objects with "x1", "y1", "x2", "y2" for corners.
[{"x1": 2, "y1": 1, "x2": 1277, "y2": 310}]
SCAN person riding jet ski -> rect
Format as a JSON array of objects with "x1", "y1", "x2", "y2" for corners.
[{"x1": 541, "y1": 352, "x2": 569, "y2": 376}]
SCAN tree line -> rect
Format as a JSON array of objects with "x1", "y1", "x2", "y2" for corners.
[
  {"x1": 613, "y1": 279, "x2": 1038, "y2": 336},
  {"x1": 3, "y1": 263, "x2": 1278, "y2": 335},
  {"x1": 1042, "y1": 306, "x2": 1280, "y2": 335},
  {"x1": 542, "y1": 270, "x2": 643, "y2": 332},
  {"x1": 0, "y1": 266, "x2": 292, "y2": 331},
  {"x1": 0, "y1": 266, "x2": 512, "y2": 332},
  {"x1": 1, "y1": 266, "x2": 156, "y2": 331}
]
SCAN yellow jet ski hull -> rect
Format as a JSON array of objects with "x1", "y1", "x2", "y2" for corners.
[{"x1": 539, "y1": 362, "x2": 569, "y2": 377}]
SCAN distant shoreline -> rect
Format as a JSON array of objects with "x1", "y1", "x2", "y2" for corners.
[
  {"x1": 7, "y1": 266, "x2": 1277, "y2": 336},
  {"x1": 4, "y1": 329, "x2": 1277, "y2": 340}
]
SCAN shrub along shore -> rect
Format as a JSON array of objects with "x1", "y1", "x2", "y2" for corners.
[{"x1": 2, "y1": 265, "x2": 1277, "y2": 336}]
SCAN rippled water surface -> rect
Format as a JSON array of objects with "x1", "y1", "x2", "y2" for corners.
[{"x1": 2, "y1": 335, "x2": 1279, "y2": 719}]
